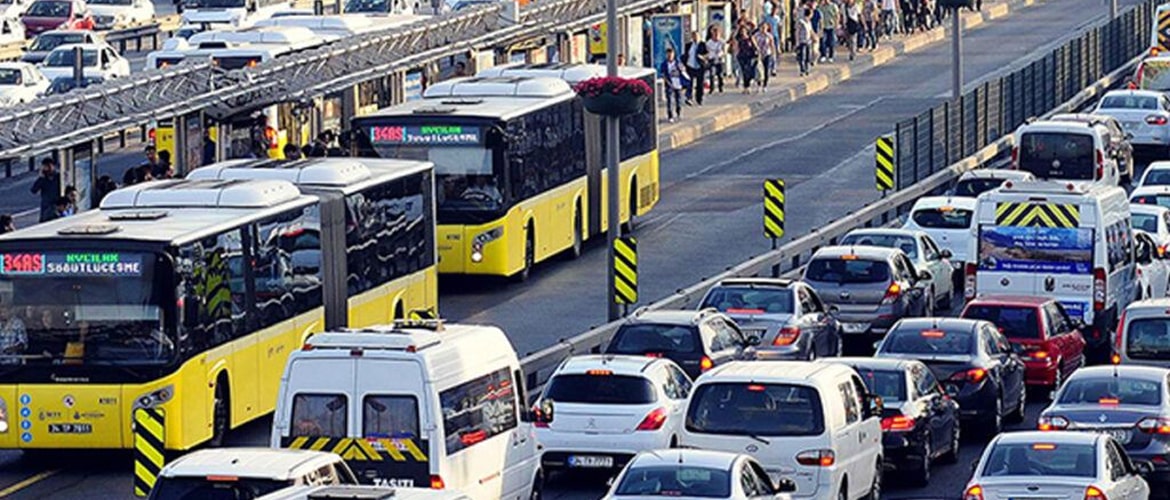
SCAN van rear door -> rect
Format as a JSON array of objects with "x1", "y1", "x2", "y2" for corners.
[
  {"x1": 352, "y1": 357, "x2": 431, "y2": 488},
  {"x1": 976, "y1": 201, "x2": 1093, "y2": 303}
]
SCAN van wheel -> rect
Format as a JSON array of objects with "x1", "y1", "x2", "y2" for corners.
[
  {"x1": 514, "y1": 223, "x2": 535, "y2": 283},
  {"x1": 208, "y1": 377, "x2": 229, "y2": 447},
  {"x1": 529, "y1": 471, "x2": 544, "y2": 500}
]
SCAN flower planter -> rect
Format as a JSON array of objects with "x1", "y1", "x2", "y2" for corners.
[{"x1": 582, "y1": 92, "x2": 648, "y2": 116}]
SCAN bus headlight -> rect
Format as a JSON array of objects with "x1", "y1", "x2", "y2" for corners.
[
  {"x1": 134, "y1": 384, "x2": 175, "y2": 411},
  {"x1": 471, "y1": 228, "x2": 503, "y2": 263}
]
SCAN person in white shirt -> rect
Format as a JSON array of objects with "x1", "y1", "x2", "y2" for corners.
[
  {"x1": 705, "y1": 25, "x2": 726, "y2": 94},
  {"x1": 684, "y1": 30, "x2": 708, "y2": 105},
  {"x1": 658, "y1": 47, "x2": 686, "y2": 122}
]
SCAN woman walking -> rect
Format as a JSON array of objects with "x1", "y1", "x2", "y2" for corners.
[
  {"x1": 795, "y1": 8, "x2": 814, "y2": 76},
  {"x1": 734, "y1": 25, "x2": 760, "y2": 93},
  {"x1": 706, "y1": 25, "x2": 727, "y2": 94},
  {"x1": 863, "y1": 0, "x2": 879, "y2": 50},
  {"x1": 844, "y1": 0, "x2": 862, "y2": 60},
  {"x1": 754, "y1": 23, "x2": 776, "y2": 89}
]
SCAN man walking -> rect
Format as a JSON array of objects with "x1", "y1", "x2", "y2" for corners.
[
  {"x1": 684, "y1": 30, "x2": 708, "y2": 105},
  {"x1": 30, "y1": 157, "x2": 60, "y2": 223},
  {"x1": 659, "y1": 47, "x2": 686, "y2": 122},
  {"x1": 818, "y1": 0, "x2": 840, "y2": 62},
  {"x1": 795, "y1": 8, "x2": 814, "y2": 76},
  {"x1": 705, "y1": 25, "x2": 727, "y2": 94}
]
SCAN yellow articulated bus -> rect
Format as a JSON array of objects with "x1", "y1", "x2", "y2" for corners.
[
  {"x1": 351, "y1": 66, "x2": 660, "y2": 280},
  {"x1": 186, "y1": 157, "x2": 438, "y2": 326}
]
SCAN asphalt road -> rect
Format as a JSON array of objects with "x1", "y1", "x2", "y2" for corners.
[{"x1": 0, "y1": 0, "x2": 1152, "y2": 496}]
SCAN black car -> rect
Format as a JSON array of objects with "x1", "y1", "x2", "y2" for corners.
[
  {"x1": 875, "y1": 318, "x2": 1027, "y2": 437},
  {"x1": 604, "y1": 309, "x2": 758, "y2": 379},
  {"x1": 833, "y1": 357, "x2": 961, "y2": 486}
]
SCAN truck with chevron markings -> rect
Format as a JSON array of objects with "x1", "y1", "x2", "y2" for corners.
[{"x1": 968, "y1": 181, "x2": 1135, "y2": 362}]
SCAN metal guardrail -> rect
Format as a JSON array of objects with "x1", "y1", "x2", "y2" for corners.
[{"x1": 515, "y1": 49, "x2": 1143, "y2": 401}]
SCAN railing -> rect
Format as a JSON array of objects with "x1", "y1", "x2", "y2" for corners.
[{"x1": 892, "y1": 0, "x2": 1155, "y2": 188}]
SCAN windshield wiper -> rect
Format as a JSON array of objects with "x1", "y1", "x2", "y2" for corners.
[{"x1": 747, "y1": 433, "x2": 770, "y2": 445}]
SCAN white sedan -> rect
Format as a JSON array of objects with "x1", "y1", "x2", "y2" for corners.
[
  {"x1": 1093, "y1": 90, "x2": 1170, "y2": 148},
  {"x1": 604, "y1": 450, "x2": 795, "y2": 500},
  {"x1": 1137, "y1": 161, "x2": 1170, "y2": 189},
  {"x1": 902, "y1": 195, "x2": 978, "y2": 267},
  {"x1": 1135, "y1": 230, "x2": 1170, "y2": 299},
  {"x1": 38, "y1": 42, "x2": 129, "y2": 81},
  {"x1": 87, "y1": 0, "x2": 152, "y2": 29},
  {"x1": 965, "y1": 431, "x2": 1149, "y2": 500},
  {"x1": 0, "y1": 62, "x2": 49, "y2": 105},
  {"x1": 1132, "y1": 203, "x2": 1170, "y2": 256}
]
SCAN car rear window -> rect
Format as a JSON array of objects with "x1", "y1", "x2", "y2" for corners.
[
  {"x1": 1126, "y1": 317, "x2": 1170, "y2": 360},
  {"x1": 962, "y1": 305, "x2": 1041, "y2": 339},
  {"x1": 1058, "y1": 376, "x2": 1162, "y2": 406},
  {"x1": 881, "y1": 327, "x2": 976, "y2": 355},
  {"x1": 805, "y1": 257, "x2": 891, "y2": 284},
  {"x1": 615, "y1": 466, "x2": 732, "y2": 498},
  {"x1": 839, "y1": 233, "x2": 918, "y2": 259},
  {"x1": 954, "y1": 178, "x2": 1007, "y2": 197},
  {"x1": 853, "y1": 368, "x2": 906, "y2": 403},
  {"x1": 981, "y1": 443, "x2": 1096, "y2": 478},
  {"x1": 1100, "y1": 95, "x2": 1160, "y2": 109},
  {"x1": 1133, "y1": 213, "x2": 1159, "y2": 233},
  {"x1": 149, "y1": 477, "x2": 292, "y2": 500},
  {"x1": 1018, "y1": 132, "x2": 1096, "y2": 181},
  {"x1": 1142, "y1": 169, "x2": 1170, "y2": 186},
  {"x1": 1133, "y1": 194, "x2": 1170, "y2": 209},
  {"x1": 544, "y1": 374, "x2": 657, "y2": 404},
  {"x1": 911, "y1": 207, "x2": 973, "y2": 229},
  {"x1": 685, "y1": 383, "x2": 824, "y2": 436},
  {"x1": 608, "y1": 324, "x2": 700, "y2": 355},
  {"x1": 700, "y1": 286, "x2": 794, "y2": 314}
]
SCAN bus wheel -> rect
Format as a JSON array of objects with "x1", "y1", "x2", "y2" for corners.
[
  {"x1": 622, "y1": 181, "x2": 638, "y2": 235},
  {"x1": 208, "y1": 376, "x2": 229, "y2": 447},
  {"x1": 514, "y1": 223, "x2": 535, "y2": 283},
  {"x1": 569, "y1": 209, "x2": 583, "y2": 259}
]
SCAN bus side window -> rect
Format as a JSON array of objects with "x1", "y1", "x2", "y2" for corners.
[{"x1": 178, "y1": 230, "x2": 245, "y2": 351}]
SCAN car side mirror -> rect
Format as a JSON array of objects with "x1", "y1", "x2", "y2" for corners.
[
  {"x1": 1135, "y1": 460, "x2": 1155, "y2": 475},
  {"x1": 940, "y1": 249, "x2": 953, "y2": 259},
  {"x1": 872, "y1": 340, "x2": 883, "y2": 352},
  {"x1": 1127, "y1": 132, "x2": 1135, "y2": 140},
  {"x1": 775, "y1": 478, "x2": 797, "y2": 493},
  {"x1": 531, "y1": 399, "x2": 554, "y2": 425},
  {"x1": 745, "y1": 335, "x2": 761, "y2": 347},
  {"x1": 918, "y1": 269, "x2": 933, "y2": 281}
]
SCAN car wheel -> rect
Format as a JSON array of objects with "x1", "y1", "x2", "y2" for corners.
[
  {"x1": 939, "y1": 421, "x2": 960, "y2": 464},
  {"x1": 529, "y1": 470, "x2": 544, "y2": 500},
  {"x1": 912, "y1": 437, "x2": 931, "y2": 487},
  {"x1": 924, "y1": 292, "x2": 934, "y2": 317},
  {"x1": 839, "y1": 485, "x2": 848, "y2": 500},
  {"x1": 983, "y1": 393, "x2": 1003, "y2": 438},
  {"x1": 1050, "y1": 362, "x2": 1064, "y2": 400},
  {"x1": 1008, "y1": 383, "x2": 1027, "y2": 423}
]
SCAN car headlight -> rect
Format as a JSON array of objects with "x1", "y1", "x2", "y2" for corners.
[{"x1": 471, "y1": 227, "x2": 503, "y2": 263}]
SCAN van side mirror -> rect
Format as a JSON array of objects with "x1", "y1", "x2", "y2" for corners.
[
  {"x1": 775, "y1": 478, "x2": 797, "y2": 493},
  {"x1": 918, "y1": 269, "x2": 933, "y2": 281},
  {"x1": 863, "y1": 394, "x2": 883, "y2": 419},
  {"x1": 940, "y1": 249, "x2": 953, "y2": 259},
  {"x1": 1135, "y1": 460, "x2": 1155, "y2": 475}
]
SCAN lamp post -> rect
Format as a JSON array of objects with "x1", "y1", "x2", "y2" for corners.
[{"x1": 605, "y1": 0, "x2": 622, "y2": 321}]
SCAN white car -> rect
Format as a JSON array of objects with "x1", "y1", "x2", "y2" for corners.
[
  {"x1": 0, "y1": 62, "x2": 49, "y2": 105},
  {"x1": 0, "y1": 0, "x2": 33, "y2": 19},
  {"x1": 902, "y1": 195, "x2": 977, "y2": 267},
  {"x1": 535, "y1": 354, "x2": 693, "y2": 472},
  {"x1": 1131, "y1": 203, "x2": 1170, "y2": 256},
  {"x1": 964, "y1": 431, "x2": 1150, "y2": 500},
  {"x1": 1135, "y1": 230, "x2": 1170, "y2": 299},
  {"x1": 1132, "y1": 185, "x2": 1170, "y2": 209},
  {"x1": 86, "y1": 0, "x2": 152, "y2": 29},
  {"x1": 1094, "y1": 89, "x2": 1170, "y2": 149},
  {"x1": 150, "y1": 448, "x2": 358, "y2": 499},
  {"x1": 38, "y1": 42, "x2": 129, "y2": 81},
  {"x1": 603, "y1": 450, "x2": 795, "y2": 500},
  {"x1": 951, "y1": 169, "x2": 1035, "y2": 198},
  {"x1": 1138, "y1": 161, "x2": 1170, "y2": 189},
  {"x1": 21, "y1": 29, "x2": 100, "y2": 64}
]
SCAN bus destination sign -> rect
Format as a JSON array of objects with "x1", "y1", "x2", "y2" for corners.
[
  {"x1": 0, "y1": 252, "x2": 144, "y2": 277},
  {"x1": 369, "y1": 125, "x2": 481, "y2": 145}
]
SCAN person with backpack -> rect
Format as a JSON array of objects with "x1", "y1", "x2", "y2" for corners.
[
  {"x1": 733, "y1": 25, "x2": 759, "y2": 93},
  {"x1": 658, "y1": 47, "x2": 687, "y2": 122}
]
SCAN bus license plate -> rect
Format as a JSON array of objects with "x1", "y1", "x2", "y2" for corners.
[
  {"x1": 48, "y1": 423, "x2": 92, "y2": 434},
  {"x1": 568, "y1": 455, "x2": 614, "y2": 468}
]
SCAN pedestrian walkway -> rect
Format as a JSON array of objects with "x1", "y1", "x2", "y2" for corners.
[{"x1": 657, "y1": 0, "x2": 1037, "y2": 152}]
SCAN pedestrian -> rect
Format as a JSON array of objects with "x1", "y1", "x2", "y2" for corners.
[
  {"x1": 658, "y1": 47, "x2": 686, "y2": 122},
  {"x1": 864, "y1": 0, "x2": 881, "y2": 49},
  {"x1": 809, "y1": 0, "x2": 823, "y2": 62},
  {"x1": 881, "y1": 0, "x2": 897, "y2": 37},
  {"x1": 761, "y1": 1, "x2": 783, "y2": 61},
  {"x1": 900, "y1": 0, "x2": 916, "y2": 34},
  {"x1": 706, "y1": 25, "x2": 727, "y2": 94},
  {"x1": 0, "y1": 215, "x2": 14, "y2": 234},
  {"x1": 284, "y1": 143, "x2": 303, "y2": 160},
  {"x1": 94, "y1": 175, "x2": 116, "y2": 206},
  {"x1": 684, "y1": 30, "x2": 708, "y2": 106},
  {"x1": 30, "y1": 157, "x2": 60, "y2": 223},
  {"x1": 203, "y1": 128, "x2": 217, "y2": 165},
  {"x1": 47, "y1": 197, "x2": 69, "y2": 221},
  {"x1": 155, "y1": 150, "x2": 173, "y2": 179},
  {"x1": 844, "y1": 0, "x2": 862, "y2": 60},
  {"x1": 301, "y1": 144, "x2": 313, "y2": 159},
  {"x1": 754, "y1": 23, "x2": 775, "y2": 89},
  {"x1": 818, "y1": 0, "x2": 840, "y2": 62},
  {"x1": 796, "y1": 8, "x2": 815, "y2": 76},
  {"x1": 734, "y1": 25, "x2": 759, "y2": 93},
  {"x1": 453, "y1": 61, "x2": 469, "y2": 77},
  {"x1": 63, "y1": 185, "x2": 78, "y2": 216}
]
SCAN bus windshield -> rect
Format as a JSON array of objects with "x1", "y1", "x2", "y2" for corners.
[
  {"x1": 0, "y1": 250, "x2": 174, "y2": 368},
  {"x1": 377, "y1": 144, "x2": 502, "y2": 218}
]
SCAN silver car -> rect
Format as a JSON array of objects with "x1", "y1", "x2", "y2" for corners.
[
  {"x1": 697, "y1": 278, "x2": 841, "y2": 360},
  {"x1": 840, "y1": 228, "x2": 955, "y2": 312}
]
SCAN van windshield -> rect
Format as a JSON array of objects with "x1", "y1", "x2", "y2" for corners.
[
  {"x1": 1141, "y1": 62, "x2": 1170, "y2": 91},
  {"x1": 1126, "y1": 317, "x2": 1170, "y2": 360},
  {"x1": 149, "y1": 477, "x2": 292, "y2": 500},
  {"x1": 685, "y1": 383, "x2": 824, "y2": 436},
  {"x1": 805, "y1": 258, "x2": 890, "y2": 284},
  {"x1": 1018, "y1": 132, "x2": 1096, "y2": 181},
  {"x1": 544, "y1": 374, "x2": 657, "y2": 404}
]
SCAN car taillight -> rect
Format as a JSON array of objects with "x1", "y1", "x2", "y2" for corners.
[
  {"x1": 1093, "y1": 268, "x2": 1106, "y2": 311},
  {"x1": 964, "y1": 485, "x2": 984, "y2": 500},
  {"x1": 881, "y1": 414, "x2": 915, "y2": 432},
  {"x1": 700, "y1": 356, "x2": 714, "y2": 372},
  {"x1": 880, "y1": 282, "x2": 902, "y2": 305},
  {"x1": 964, "y1": 262, "x2": 977, "y2": 300},
  {"x1": 1115, "y1": 309, "x2": 1127, "y2": 357},
  {"x1": 795, "y1": 449, "x2": 835, "y2": 467},
  {"x1": 430, "y1": 475, "x2": 445, "y2": 489},
  {"x1": 773, "y1": 327, "x2": 800, "y2": 346},
  {"x1": 1084, "y1": 485, "x2": 1107, "y2": 500},
  {"x1": 1137, "y1": 417, "x2": 1170, "y2": 434},
  {"x1": 1011, "y1": 146, "x2": 1018, "y2": 168},
  {"x1": 949, "y1": 368, "x2": 988, "y2": 384},
  {"x1": 1037, "y1": 415, "x2": 1069, "y2": 431},
  {"x1": 1148, "y1": 115, "x2": 1169, "y2": 125},
  {"x1": 635, "y1": 407, "x2": 668, "y2": 431}
]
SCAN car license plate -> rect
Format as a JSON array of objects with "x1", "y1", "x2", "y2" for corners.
[
  {"x1": 568, "y1": 455, "x2": 614, "y2": 468},
  {"x1": 48, "y1": 423, "x2": 92, "y2": 434},
  {"x1": 841, "y1": 322, "x2": 869, "y2": 334}
]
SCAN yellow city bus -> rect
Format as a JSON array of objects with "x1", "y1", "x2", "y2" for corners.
[
  {"x1": 351, "y1": 66, "x2": 660, "y2": 280},
  {"x1": 0, "y1": 167, "x2": 436, "y2": 451}
]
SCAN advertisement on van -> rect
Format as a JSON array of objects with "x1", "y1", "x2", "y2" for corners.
[{"x1": 977, "y1": 226, "x2": 1093, "y2": 274}]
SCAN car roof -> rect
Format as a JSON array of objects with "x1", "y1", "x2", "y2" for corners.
[
  {"x1": 1069, "y1": 365, "x2": 1170, "y2": 382},
  {"x1": 965, "y1": 295, "x2": 1052, "y2": 306},
  {"x1": 701, "y1": 360, "x2": 853, "y2": 383},
  {"x1": 49, "y1": 43, "x2": 106, "y2": 52},
  {"x1": 1131, "y1": 203, "x2": 1170, "y2": 216},
  {"x1": 911, "y1": 195, "x2": 978, "y2": 209},
  {"x1": 893, "y1": 317, "x2": 986, "y2": 332},
  {"x1": 556, "y1": 354, "x2": 661, "y2": 376},
  {"x1": 0, "y1": 62, "x2": 33, "y2": 70},
  {"x1": 994, "y1": 430, "x2": 1099, "y2": 446},
  {"x1": 811, "y1": 245, "x2": 903, "y2": 260},
  {"x1": 843, "y1": 228, "x2": 928, "y2": 239},
  {"x1": 629, "y1": 449, "x2": 741, "y2": 469},
  {"x1": 826, "y1": 357, "x2": 914, "y2": 371},
  {"x1": 713, "y1": 278, "x2": 797, "y2": 289},
  {"x1": 1131, "y1": 185, "x2": 1170, "y2": 196},
  {"x1": 625, "y1": 309, "x2": 716, "y2": 326},
  {"x1": 1146, "y1": 161, "x2": 1170, "y2": 172},
  {"x1": 160, "y1": 448, "x2": 341, "y2": 480},
  {"x1": 1126, "y1": 297, "x2": 1170, "y2": 312},
  {"x1": 958, "y1": 169, "x2": 1034, "y2": 180},
  {"x1": 1102, "y1": 89, "x2": 1165, "y2": 99}
]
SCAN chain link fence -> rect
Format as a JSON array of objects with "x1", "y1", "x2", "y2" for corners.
[{"x1": 894, "y1": 0, "x2": 1156, "y2": 188}]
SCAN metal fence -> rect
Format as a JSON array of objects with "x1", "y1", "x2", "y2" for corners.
[{"x1": 893, "y1": 0, "x2": 1155, "y2": 188}]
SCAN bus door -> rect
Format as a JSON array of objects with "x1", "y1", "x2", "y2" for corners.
[{"x1": 583, "y1": 113, "x2": 604, "y2": 237}]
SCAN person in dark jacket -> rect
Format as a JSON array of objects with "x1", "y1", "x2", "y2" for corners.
[
  {"x1": 30, "y1": 158, "x2": 60, "y2": 223},
  {"x1": 683, "y1": 30, "x2": 709, "y2": 105}
]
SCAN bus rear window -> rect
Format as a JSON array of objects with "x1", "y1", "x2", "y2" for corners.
[
  {"x1": 1017, "y1": 132, "x2": 1096, "y2": 181},
  {"x1": 912, "y1": 208, "x2": 973, "y2": 229},
  {"x1": 291, "y1": 393, "x2": 347, "y2": 438}
]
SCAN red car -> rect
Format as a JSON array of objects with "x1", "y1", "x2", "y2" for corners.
[
  {"x1": 960, "y1": 295, "x2": 1086, "y2": 389},
  {"x1": 21, "y1": 0, "x2": 93, "y2": 37}
]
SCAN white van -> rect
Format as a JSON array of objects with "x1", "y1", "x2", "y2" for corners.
[
  {"x1": 147, "y1": 448, "x2": 357, "y2": 500},
  {"x1": 271, "y1": 319, "x2": 541, "y2": 500},
  {"x1": 679, "y1": 361, "x2": 883, "y2": 500},
  {"x1": 970, "y1": 181, "x2": 1136, "y2": 360},
  {"x1": 257, "y1": 485, "x2": 472, "y2": 500},
  {"x1": 1012, "y1": 120, "x2": 1121, "y2": 187},
  {"x1": 1114, "y1": 298, "x2": 1170, "y2": 367}
]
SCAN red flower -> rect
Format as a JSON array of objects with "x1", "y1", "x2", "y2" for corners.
[{"x1": 573, "y1": 76, "x2": 653, "y2": 98}]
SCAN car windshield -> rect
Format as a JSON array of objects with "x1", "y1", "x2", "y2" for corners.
[
  {"x1": 981, "y1": 443, "x2": 1096, "y2": 478},
  {"x1": 853, "y1": 368, "x2": 906, "y2": 403},
  {"x1": 0, "y1": 68, "x2": 20, "y2": 85},
  {"x1": 1099, "y1": 95, "x2": 1160, "y2": 110},
  {"x1": 962, "y1": 305, "x2": 1040, "y2": 339},
  {"x1": 44, "y1": 49, "x2": 97, "y2": 68},
  {"x1": 840, "y1": 233, "x2": 918, "y2": 259},
  {"x1": 805, "y1": 257, "x2": 890, "y2": 284},
  {"x1": 148, "y1": 476, "x2": 293, "y2": 500},
  {"x1": 25, "y1": 1, "x2": 70, "y2": 16},
  {"x1": 1018, "y1": 132, "x2": 1096, "y2": 181},
  {"x1": 1144, "y1": 169, "x2": 1170, "y2": 186},
  {"x1": 544, "y1": 374, "x2": 657, "y2": 404},
  {"x1": 344, "y1": 0, "x2": 389, "y2": 12},
  {"x1": 881, "y1": 327, "x2": 975, "y2": 355},
  {"x1": 699, "y1": 286, "x2": 793, "y2": 314},
  {"x1": 954, "y1": 178, "x2": 1008, "y2": 197},
  {"x1": 29, "y1": 33, "x2": 84, "y2": 52},
  {"x1": 686, "y1": 382, "x2": 824, "y2": 436},
  {"x1": 1126, "y1": 318, "x2": 1170, "y2": 360},
  {"x1": 1058, "y1": 376, "x2": 1162, "y2": 405},
  {"x1": 912, "y1": 207, "x2": 973, "y2": 229},
  {"x1": 614, "y1": 466, "x2": 732, "y2": 498},
  {"x1": 1133, "y1": 213, "x2": 1159, "y2": 233},
  {"x1": 608, "y1": 324, "x2": 699, "y2": 355},
  {"x1": 46, "y1": 76, "x2": 101, "y2": 94},
  {"x1": 1133, "y1": 194, "x2": 1170, "y2": 209}
]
